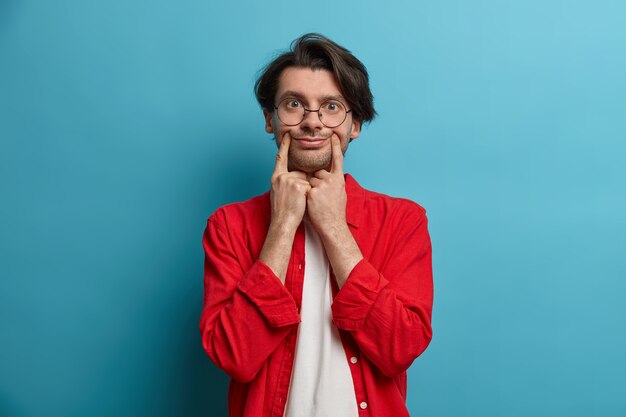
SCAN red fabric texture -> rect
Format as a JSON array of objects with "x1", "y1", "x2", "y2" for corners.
[{"x1": 200, "y1": 174, "x2": 434, "y2": 417}]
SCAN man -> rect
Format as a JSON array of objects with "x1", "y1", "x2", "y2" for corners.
[{"x1": 200, "y1": 33, "x2": 433, "y2": 417}]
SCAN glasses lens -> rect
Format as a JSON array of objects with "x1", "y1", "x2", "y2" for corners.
[
  {"x1": 276, "y1": 99, "x2": 348, "y2": 127},
  {"x1": 319, "y1": 100, "x2": 347, "y2": 128},
  {"x1": 277, "y1": 99, "x2": 305, "y2": 126}
]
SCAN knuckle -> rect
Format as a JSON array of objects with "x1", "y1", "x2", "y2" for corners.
[{"x1": 275, "y1": 173, "x2": 287, "y2": 184}]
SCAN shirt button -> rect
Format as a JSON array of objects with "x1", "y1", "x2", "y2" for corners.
[
  {"x1": 360, "y1": 402, "x2": 368, "y2": 410},
  {"x1": 298, "y1": 264, "x2": 302, "y2": 270},
  {"x1": 350, "y1": 356, "x2": 358, "y2": 364}
]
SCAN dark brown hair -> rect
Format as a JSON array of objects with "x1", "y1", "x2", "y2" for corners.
[{"x1": 254, "y1": 33, "x2": 376, "y2": 124}]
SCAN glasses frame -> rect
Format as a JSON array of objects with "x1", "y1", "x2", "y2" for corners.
[{"x1": 273, "y1": 98, "x2": 352, "y2": 128}]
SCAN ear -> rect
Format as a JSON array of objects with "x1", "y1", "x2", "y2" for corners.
[
  {"x1": 349, "y1": 118, "x2": 362, "y2": 140},
  {"x1": 263, "y1": 109, "x2": 275, "y2": 134}
]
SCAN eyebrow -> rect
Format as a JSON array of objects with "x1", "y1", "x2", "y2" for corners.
[{"x1": 277, "y1": 90, "x2": 347, "y2": 104}]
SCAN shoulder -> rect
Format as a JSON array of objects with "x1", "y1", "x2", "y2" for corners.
[
  {"x1": 365, "y1": 188, "x2": 425, "y2": 213},
  {"x1": 207, "y1": 191, "x2": 270, "y2": 231},
  {"x1": 357, "y1": 181, "x2": 427, "y2": 225}
]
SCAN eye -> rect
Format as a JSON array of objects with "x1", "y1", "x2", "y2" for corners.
[
  {"x1": 323, "y1": 101, "x2": 342, "y2": 112},
  {"x1": 285, "y1": 99, "x2": 301, "y2": 109}
]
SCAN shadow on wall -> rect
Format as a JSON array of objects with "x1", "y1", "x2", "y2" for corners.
[
  {"x1": 178, "y1": 308, "x2": 230, "y2": 417},
  {"x1": 147, "y1": 242, "x2": 230, "y2": 417},
  {"x1": 176, "y1": 129, "x2": 272, "y2": 416},
  {"x1": 205, "y1": 132, "x2": 274, "y2": 208}
]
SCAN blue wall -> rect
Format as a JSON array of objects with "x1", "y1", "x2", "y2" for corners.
[{"x1": 1, "y1": 1, "x2": 625, "y2": 416}]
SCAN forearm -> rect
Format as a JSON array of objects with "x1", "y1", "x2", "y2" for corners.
[
  {"x1": 201, "y1": 217, "x2": 300, "y2": 382},
  {"x1": 318, "y1": 222, "x2": 363, "y2": 288},
  {"x1": 330, "y1": 209, "x2": 434, "y2": 377},
  {"x1": 331, "y1": 258, "x2": 433, "y2": 377},
  {"x1": 201, "y1": 284, "x2": 298, "y2": 382},
  {"x1": 258, "y1": 221, "x2": 298, "y2": 283}
]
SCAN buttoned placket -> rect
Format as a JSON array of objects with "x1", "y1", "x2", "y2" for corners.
[
  {"x1": 273, "y1": 221, "x2": 370, "y2": 417},
  {"x1": 328, "y1": 233, "x2": 370, "y2": 416},
  {"x1": 272, "y1": 222, "x2": 306, "y2": 417}
]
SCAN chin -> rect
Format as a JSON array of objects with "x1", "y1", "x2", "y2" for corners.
[
  {"x1": 288, "y1": 151, "x2": 331, "y2": 173},
  {"x1": 289, "y1": 162, "x2": 327, "y2": 174}
]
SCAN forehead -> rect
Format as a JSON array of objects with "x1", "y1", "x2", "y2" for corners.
[{"x1": 275, "y1": 67, "x2": 344, "y2": 101}]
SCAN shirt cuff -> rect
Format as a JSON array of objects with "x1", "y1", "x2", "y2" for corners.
[
  {"x1": 237, "y1": 259, "x2": 301, "y2": 328},
  {"x1": 331, "y1": 258, "x2": 389, "y2": 331}
]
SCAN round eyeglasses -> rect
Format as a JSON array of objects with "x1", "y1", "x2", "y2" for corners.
[{"x1": 273, "y1": 98, "x2": 352, "y2": 128}]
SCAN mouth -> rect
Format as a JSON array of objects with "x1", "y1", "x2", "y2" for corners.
[{"x1": 292, "y1": 136, "x2": 329, "y2": 149}]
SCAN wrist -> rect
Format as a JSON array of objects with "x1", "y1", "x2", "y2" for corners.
[
  {"x1": 317, "y1": 223, "x2": 363, "y2": 289},
  {"x1": 259, "y1": 220, "x2": 299, "y2": 284},
  {"x1": 316, "y1": 219, "x2": 349, "y2": 242},
  {"x1": 268, "y1": 217, "x2": 300, "y2": 236}
]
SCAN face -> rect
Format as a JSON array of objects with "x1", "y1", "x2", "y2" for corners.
[{"x1": 264, "y1": 67, "x2": 361, "y2": 173}]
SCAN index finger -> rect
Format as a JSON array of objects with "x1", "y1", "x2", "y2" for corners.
[
  {"x1": 330, "y1": 135, "x2": 344, "y2": 174},
  {"x1": 273, "y1": 134, "x2": 291, "y2": 174}
]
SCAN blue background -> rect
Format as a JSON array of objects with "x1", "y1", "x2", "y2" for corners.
[{"x1": 1, "y1": 1, "x2": 625, "y2": 416}]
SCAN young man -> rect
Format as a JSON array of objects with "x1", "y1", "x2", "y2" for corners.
[{"x1": 200, "y1": 33, "x2": 433, "y2": 417}]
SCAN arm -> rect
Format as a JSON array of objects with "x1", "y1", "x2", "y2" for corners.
[
  {"x1": 330, "y1": 207, "x2": 434, "y2": 377},
  {"x1": 306, "y1": 135, "x2": 363, "y2": 286},
  {"x1": 200, "y1": 134, "x2": 309, "y2": 383},
  {"x1": 199, "y1": 214, "x2": 300, "y2": 383},
  {"x1": 306, "y1": 137, "x2": 434, "y2": 377},
  {"x1": 259, "y1": 133, "x2": 310, "y2": 283}
]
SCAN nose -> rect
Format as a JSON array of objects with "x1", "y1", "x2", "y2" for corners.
[{"x1": 299, "y1": 108, "x2": 324, "y2": 130}]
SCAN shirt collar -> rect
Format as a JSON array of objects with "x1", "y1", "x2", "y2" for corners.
[
  {"x1": 344, "y1": 173, "x2": 365, "y2": 229},
  {"x1": 263, "y1": 173, "x2": 365, "y2": 229}
]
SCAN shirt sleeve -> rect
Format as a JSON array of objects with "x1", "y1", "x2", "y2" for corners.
[
  {"x1": 199, "y1": 213, "x2": 300, "y2": 383},
  {"x1": 331, "y1": 205, "x2": 434, "y2": 377}
]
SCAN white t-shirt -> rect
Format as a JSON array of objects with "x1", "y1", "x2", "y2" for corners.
[{"x1": 283, "y1": 220, "x2": 359, "y2": 417}]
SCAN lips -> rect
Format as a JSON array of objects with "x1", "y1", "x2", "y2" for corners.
[{"x1": 293, "y1": 136, "x2": 329, "y2": 148}]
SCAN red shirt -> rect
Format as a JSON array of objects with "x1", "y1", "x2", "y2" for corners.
[{"x1": 200, "y1": 174, "x2": 433, "y2": 417}]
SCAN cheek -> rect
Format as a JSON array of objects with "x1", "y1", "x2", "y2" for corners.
[{"x1": 335, "y1": 126, "x2": 352, "y2": 143}]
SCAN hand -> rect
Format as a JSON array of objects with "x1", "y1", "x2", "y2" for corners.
[
  {"x1": 306, "y1": 134, "x2": 347, "y2": 235},
  {"x1": 269, "y1": 133, "x2": 310, "y2": 231},
  {"x1": 258, "y1": 134, "x2": 309, "y2": 283}
]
